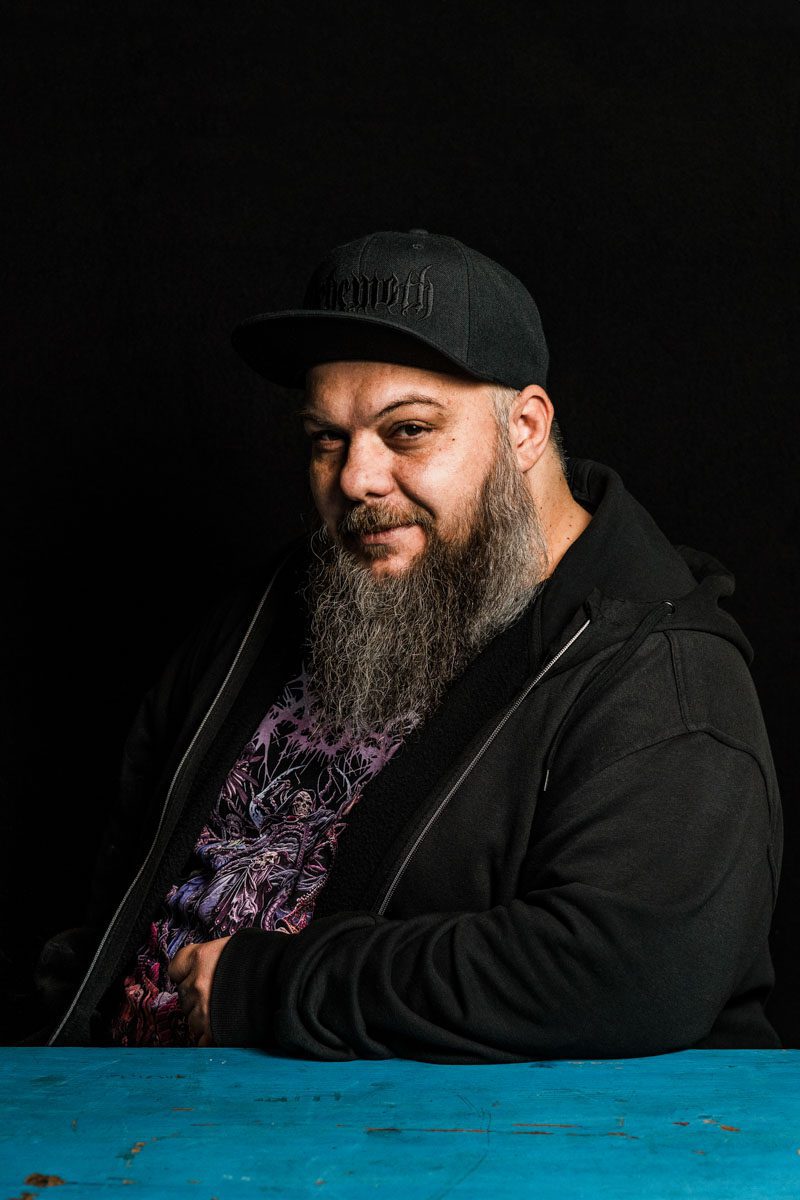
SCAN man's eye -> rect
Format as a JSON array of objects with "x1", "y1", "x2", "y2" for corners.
[
  {"x1": 392, "y1": 422, "x2": 429, "y2": 438},
  {"x1": 309, "y1": 430, "x2": 343, "y2": 447}
]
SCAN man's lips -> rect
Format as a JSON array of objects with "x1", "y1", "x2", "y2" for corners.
[{"x1": 359, "y1": 523, "x2": 415, "y2": 544}]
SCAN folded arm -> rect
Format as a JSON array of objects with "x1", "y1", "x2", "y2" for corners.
[{"x1": 210, "y1": 731, "x2": 777, "y2": 1061}]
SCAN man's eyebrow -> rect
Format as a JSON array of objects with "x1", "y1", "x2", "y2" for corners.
[
  {"x1": 298, "y1": 394, "x2": 447, "y2": 424},
  {"x1": 377, "y1": 394, "x2": 447, "y2": 417},
  {"x1": 297, "y1": 407, "x2": 333, "y2": 424}
]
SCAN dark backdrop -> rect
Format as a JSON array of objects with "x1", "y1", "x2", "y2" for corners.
[{"x1": 3, "y1": 1, "x2": 798, "y2": 1042}]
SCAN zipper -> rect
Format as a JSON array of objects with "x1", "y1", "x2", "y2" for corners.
[
  {"x1": 48, "y1": 555, "x2": 291, "y2": 1046},
  {"x1": 376, "y1": 616, "x2": 592, "y2": 917}
]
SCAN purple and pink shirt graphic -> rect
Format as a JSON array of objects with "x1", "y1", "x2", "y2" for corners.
[{"x1": 108, "y1": 668, "x2": 404, "y2": 1046}]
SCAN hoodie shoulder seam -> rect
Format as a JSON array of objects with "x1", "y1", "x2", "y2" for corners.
[{"x1": 676, "y1": 724, "x2": 779, "y2": 903}]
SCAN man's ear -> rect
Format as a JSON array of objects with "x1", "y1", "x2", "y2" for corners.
[{"x1": 509, "y1": 385, "x2": 553, "y2": 472}]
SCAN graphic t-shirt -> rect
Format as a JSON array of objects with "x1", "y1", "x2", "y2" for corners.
[{"x1": 107, "y1": 667, "x2": 405, "y2": 1046}]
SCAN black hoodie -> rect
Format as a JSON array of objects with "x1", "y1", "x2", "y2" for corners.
[{"x1": 39, "y1": 458, "x2": 782, "y2": 1059}]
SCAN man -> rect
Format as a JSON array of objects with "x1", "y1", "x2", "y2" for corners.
[{"x1": 34, "y1": 229, "x2": 781, "y2": 1059}]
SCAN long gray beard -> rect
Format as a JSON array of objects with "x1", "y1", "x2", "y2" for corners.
[{"x1": 302, "y1": 435, "x2": 549, "y2": 738}]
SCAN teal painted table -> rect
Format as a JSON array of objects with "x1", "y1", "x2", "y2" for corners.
[{"x1": 1, "y1": 1049, "x2": 799, "y2": 1198}]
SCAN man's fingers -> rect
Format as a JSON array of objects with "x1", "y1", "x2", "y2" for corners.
[
  {"x1": 184, "y1": 997, "x2": 210, "y2": 1041},
  {"x1": 166, "y1": 939, "x2": 223, "y2": 1045},
  {"x1": 177, "y1": 980, "x2": 195, "y2": 1007},
  {"x1": 167, "y1": 943, "x2": 197, "y2": 984}
]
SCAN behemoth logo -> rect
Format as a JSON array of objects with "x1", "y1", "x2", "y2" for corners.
[{"x1": 313, "y1": 267, "x2": 434, "y2": 319}]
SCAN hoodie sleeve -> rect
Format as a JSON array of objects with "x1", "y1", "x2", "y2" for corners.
[
  {"x1": 209, "y1": 724, "x2": 780, "y2": 1061},
  {"x1": 28, "y1": 576, "x2": 267, "y2": 1035}
]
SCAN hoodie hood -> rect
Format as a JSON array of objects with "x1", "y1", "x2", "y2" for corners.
[{"x1": 537, "y1": 458, "x2": 753, "y2": 666}]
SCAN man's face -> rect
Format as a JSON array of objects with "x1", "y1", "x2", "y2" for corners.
[{"x1": 301, "y1": 360, "x2": 503, "y2": 577}]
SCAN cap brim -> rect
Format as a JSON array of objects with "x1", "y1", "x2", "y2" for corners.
[{"x1": 231, "y1": 309, "x2": 484, "y2": 388}]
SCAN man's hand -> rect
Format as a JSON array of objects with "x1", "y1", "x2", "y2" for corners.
[{"x1": 168, "y1": 937, "x2": 231, "y2": 1047}]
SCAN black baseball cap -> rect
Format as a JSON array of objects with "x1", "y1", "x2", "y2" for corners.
[{"x1": 231, "y1": 229, "x2": 549, "y2": 392}]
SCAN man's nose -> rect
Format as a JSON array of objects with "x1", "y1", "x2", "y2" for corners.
[{"x1": 337, "y1": 434, "x2": 394, "y2": 502}]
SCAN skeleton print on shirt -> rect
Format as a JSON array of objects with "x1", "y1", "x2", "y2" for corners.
[{"x1": 108, "y1": 667, "x2": 405, "y2": 1046}]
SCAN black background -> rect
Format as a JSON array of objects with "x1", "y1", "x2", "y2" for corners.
[{"x1": 3, "y1": 1, "x2": 798, "y2": 1043}]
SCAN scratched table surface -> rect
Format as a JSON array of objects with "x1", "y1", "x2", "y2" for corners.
[{"x1": 1, "y1": 1050, "x2": 799, "y2": 1200}]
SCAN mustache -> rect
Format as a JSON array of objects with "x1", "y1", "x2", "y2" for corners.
[{"x1": 338, "y1": 503, "x2": 435, "y2": 537}]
